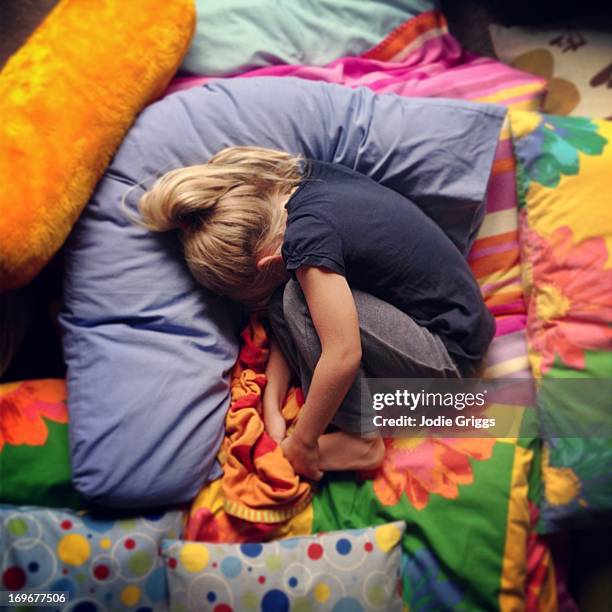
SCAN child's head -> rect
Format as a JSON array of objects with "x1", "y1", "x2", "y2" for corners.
[{"x1": 138, "y1": 146, "x2": 302, "y2": 305}]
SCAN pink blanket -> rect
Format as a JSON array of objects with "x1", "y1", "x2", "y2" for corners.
[{"x1": 167, "y1": 10, "x2": 545, "y2": 109}]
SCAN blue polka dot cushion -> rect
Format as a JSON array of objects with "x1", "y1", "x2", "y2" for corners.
[
  {"x1": 0, "y1": 505, "x2": 183, "y2": 610},
  {"x1": 161, "y1": 522, "x2": 405, "y2": 611}
]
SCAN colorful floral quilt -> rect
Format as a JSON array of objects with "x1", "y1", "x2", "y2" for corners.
[
  {"x1": 512, "y1": 112, "x2": 612, "y2": 532},
  {"x1": 0, "y1": 380, "x2": 82, "y2": 509}
]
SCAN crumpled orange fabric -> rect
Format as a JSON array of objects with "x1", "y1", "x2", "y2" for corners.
[{"x1": 215, "y1": 315, "x2": 311, "y2": 524}]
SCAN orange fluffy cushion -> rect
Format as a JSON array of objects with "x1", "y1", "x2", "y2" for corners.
[{"x1": 0, "y1": 0, "x2": 195, "y2": 290}]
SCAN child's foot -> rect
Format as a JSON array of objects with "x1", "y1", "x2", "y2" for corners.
[
  {"x1": 318, "y1": 432, "x2": 385, "y2": 472},
  {"x1": 281, "y1": 435, "x2": 323, "y2": 481},
  {"x1": 263, "y1": 405, "x2": 287, "y2": 443}
]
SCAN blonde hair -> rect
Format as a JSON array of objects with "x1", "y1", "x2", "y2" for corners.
[{"x1": 137, "y1": 146, "x2": 303, "y2": 305}]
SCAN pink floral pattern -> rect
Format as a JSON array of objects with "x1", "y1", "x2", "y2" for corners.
[
  {"x1": 369, "y1": 437, "x2": 495, "y2": 509},
  {"x1": 523, "y1": 224, "x2": 612, "y2": 374}
]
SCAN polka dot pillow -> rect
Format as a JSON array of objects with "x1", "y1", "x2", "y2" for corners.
[
  {"x1": 161, "y1": 522, "x2": 405, "y2": 612},
  {"x1": 0, "y1": 505, "x2": 183, "y2": 610}
]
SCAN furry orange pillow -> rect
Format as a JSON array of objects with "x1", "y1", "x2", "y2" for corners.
[{"x1": 0, "y1": 0, "x2": 195, "y2": 290}]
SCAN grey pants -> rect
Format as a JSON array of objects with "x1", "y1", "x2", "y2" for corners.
[{"x1": 268, "y1": 279, "x2": 460, "y2": 434}]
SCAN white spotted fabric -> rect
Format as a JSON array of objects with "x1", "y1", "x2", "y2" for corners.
[
  {"x1": 162, "y1": 522, "x2": 405, "y2": 612},
  {"x1": 0, "y1": 505, "x2": 183, "y2": 610}
]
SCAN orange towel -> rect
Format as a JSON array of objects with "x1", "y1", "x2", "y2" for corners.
[{"x1": 216, "y1": 316, "x2": 311, "y2": 524}]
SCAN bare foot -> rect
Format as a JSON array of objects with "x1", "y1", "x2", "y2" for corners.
[
  {"x1": 318, "y1": 432, "x2": 385, "y2": 472},
  {"x1": 281, "y1": 436, "x2": 323, "y2": 481},
  {"x1": 263, "y1": 405, "x2": 287, "y2": 443}
]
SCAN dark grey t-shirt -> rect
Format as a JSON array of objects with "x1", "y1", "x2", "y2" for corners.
[{"x1": 282, "y1": 160, "x2": 495, "y2": 373}]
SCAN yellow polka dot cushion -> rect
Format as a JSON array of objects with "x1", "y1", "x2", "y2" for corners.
[
  {"x1": 0, "y1": 0, "x2": 195, "y2": 291},
  {"x1": 161, "y1": 522, "x2": 405, "y2": 611},
  {"x1": 0, "y1": 506, "x2": 183, "y2": 605},
  {"x1": 512, "y1": 111, "x2": 612, "y2": 531}
]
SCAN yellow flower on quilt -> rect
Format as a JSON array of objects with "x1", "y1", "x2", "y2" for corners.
[
  {"x1": 542, "y1": 446, "x2": 581, "y2": 506},
  {"x1": 535, "y1": 284, "x2": 571, "y2": 322},
  {"x1": 508, "y1": 110, "x2": 542, "y2": 140}
]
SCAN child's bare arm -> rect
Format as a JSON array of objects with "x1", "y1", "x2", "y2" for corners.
[
  {"x1": 262, "y1": 336, "x2": 292, "y2": 442},
  {"x1": 282, "y1": 266, "x2": 361, "y2": 479}
]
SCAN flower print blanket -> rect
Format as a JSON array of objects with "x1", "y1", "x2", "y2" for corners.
[{"x1": 185, "y1": 311, "x2": 550, "y2": 610}]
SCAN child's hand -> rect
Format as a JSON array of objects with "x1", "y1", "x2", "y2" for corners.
[
  {"x1": 263, "y1": 337, "x2": 292, "y2": 443},
  {"x1": 263, "y1": 401, "x2": 287, "y2": 443},
  {"x1": 281, "y1": 435, "x2": 323, "y2": 481}
]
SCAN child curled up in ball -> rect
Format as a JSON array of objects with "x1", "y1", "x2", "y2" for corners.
[{"x1": 137, "y1": 147, "x2": 494, "y2": 480}]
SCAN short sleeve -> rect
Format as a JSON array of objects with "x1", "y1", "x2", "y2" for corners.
[{"x1": 282, "y1": 213, "x2": 345, "y2": 276}]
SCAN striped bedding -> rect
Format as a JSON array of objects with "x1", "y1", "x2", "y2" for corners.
[{"x1": 168, "y1": 11, "x2": 546, "y2": 112}]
